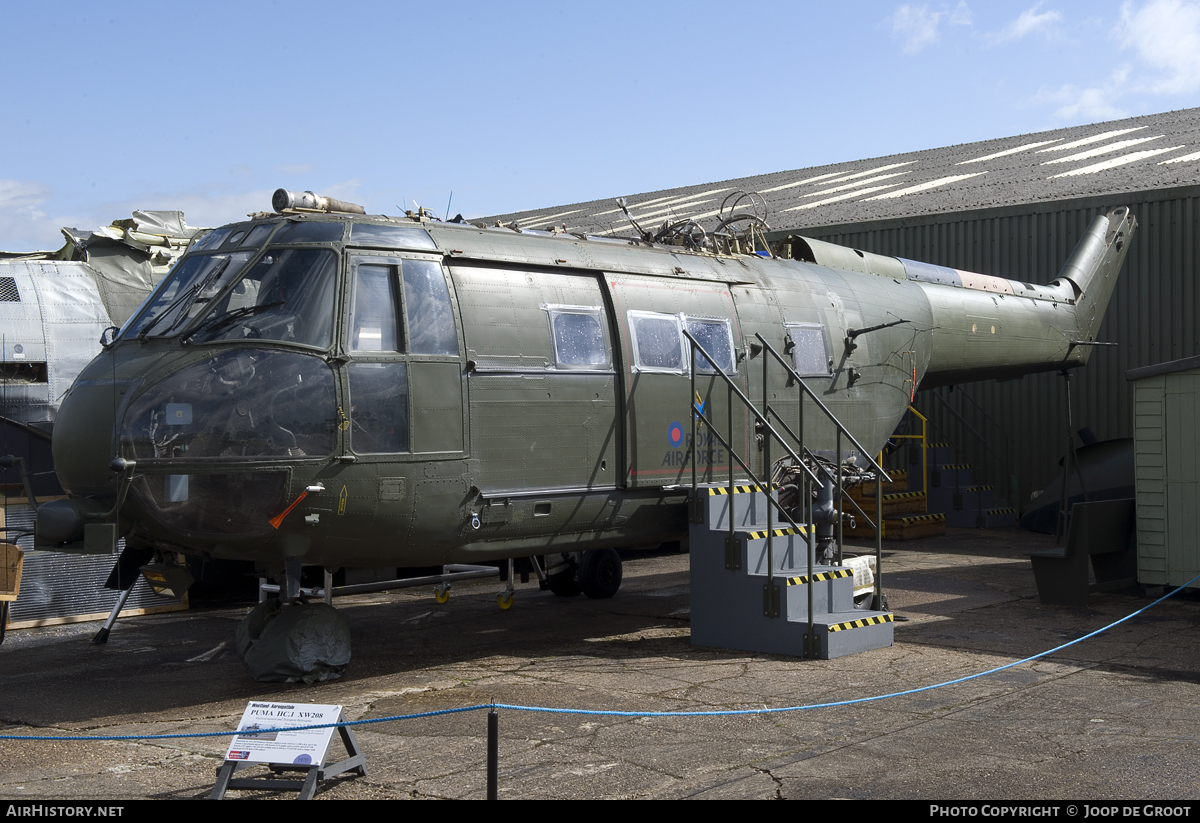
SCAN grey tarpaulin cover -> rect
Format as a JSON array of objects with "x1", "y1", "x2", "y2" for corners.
[{"x1": 235, "y1": 598, "x2": 352, "y2": 683}]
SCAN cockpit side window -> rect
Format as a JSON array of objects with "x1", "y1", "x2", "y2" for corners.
[
  {"x1": 403, "y1": 260, "x2": 458, "y2": 355},
  {"x1": 350, "y1": 264, "x2": 402, "y2": 352}
]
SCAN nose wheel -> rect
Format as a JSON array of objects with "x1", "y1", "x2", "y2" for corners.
[{"x1": 497, "y1": 558, "x2": 515, "y2": 610}]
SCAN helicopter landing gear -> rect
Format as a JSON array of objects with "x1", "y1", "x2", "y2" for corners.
[
  {"x1": 545, "y1": 550, "x2": 623, "y2": 599},
  {"x1": 580, "y1": 548, "x2": 622, "y2": 599}
]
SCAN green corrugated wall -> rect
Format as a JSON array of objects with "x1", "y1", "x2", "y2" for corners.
[{"x1": 773, "y1": 185, "x2": 1200, "y2": 509}]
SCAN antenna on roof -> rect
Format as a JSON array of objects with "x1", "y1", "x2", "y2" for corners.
[{"x1": 445, "y1": 191, "x2": 454, "y2": 222}]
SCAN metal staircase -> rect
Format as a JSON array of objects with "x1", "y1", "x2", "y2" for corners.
[
  {"x1": 689, "y1": 485, "x2": 894, "y2": 658},
  {"x1": 681, "y1": 331, "x2": 894, "y2": 660}
]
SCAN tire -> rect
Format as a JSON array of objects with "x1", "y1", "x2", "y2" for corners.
[{"x1": 579, "y1": 548, "x2": 622, "y2": 599}]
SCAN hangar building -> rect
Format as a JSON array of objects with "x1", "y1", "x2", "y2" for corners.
[{"x1": 486, "y1": 108, "x2": 1200, "y2": 512}]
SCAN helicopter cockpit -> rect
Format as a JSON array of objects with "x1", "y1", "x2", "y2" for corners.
[{"x1": 86, "y1": 202, "x2": 464, "y2": 543}]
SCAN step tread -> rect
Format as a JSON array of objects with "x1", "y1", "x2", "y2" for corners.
[
  {"x1": 783, "y1": 567, "x2": 853, "y2": 586},
  {"x1": 810, "y1": 611, "x2": 895, "y2": 632}
]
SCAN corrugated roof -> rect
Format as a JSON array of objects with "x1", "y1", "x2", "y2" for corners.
[{"x1": 483, "y1": 108, "x2": 1200, "y2": 236}]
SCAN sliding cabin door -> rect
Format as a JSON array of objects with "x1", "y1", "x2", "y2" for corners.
[
  {"x1": 451, "y1": 263, "x2": 620, "y2": 495},
  {"x1": 606, "y1": 273, "x2": 749, "y2": 489}
]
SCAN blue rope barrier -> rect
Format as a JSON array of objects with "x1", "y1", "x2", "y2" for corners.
[{"x1": 4, "y1": 574, "x2": 1195, "y2": 741}]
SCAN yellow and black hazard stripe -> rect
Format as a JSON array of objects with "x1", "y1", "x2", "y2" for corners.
[
  {"x1": 707, "y1": 485, "x2": 769, "y2": 495},
  {"x1": 883, "y1": 491, "x2": 925, "y2": 501},
  {"x1": 893, "y1": 513, "x2": 946, "y2": 525},
  {"x1": 827, "y1": 613, "x2": 894, "y2": 632},
  {"x1": 785, "y1": 568, "x2": 853, "y2": 587},
  {"x1": 987, "y1": 507, "x2": 1016, "y2": 515},
  {"x1": 747, "y1": 526, "x2": 807, "y2": 540},
  {"x1": 938, "y1": 463, "x2": 971, "y2": 470}
]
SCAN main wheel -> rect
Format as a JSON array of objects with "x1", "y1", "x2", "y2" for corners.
[{"x1": 579, "y1": 548, "x2": 622, "y2": 599}]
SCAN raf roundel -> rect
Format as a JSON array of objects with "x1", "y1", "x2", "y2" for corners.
[{"x1": 667, "y1": 421, "x2": 684, "y2": 448}]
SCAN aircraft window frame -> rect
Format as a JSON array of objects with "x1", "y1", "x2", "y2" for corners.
[
  {"x1": 543, "y1": 304, "x2": 612, "y2": 371},
  {"x1": 683, "y1": 316, "x2": 736, "y2": 376},
  {"x1": 784, "y1": 322, "x2": 832, "y2": 377},
  {"x1": 628, "y1": 310, "x2": 685, "y2": 374}
]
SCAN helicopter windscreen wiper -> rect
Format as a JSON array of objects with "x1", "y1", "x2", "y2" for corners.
[
  {"x1": 184, "y1": 301, "x2": 286, "y2": 343},
  {"x1": 137, "y1": 256, "x2": 234, "y2": 341}
]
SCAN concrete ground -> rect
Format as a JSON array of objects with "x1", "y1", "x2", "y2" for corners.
[{"x1": 2, "y1": 527, "x2": 1199, "y2": 800}]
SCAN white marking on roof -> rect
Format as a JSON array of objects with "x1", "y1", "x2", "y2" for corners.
[
  {"x1": 1036, "y1": 127, "x2": 1146, "y2": 153},
  {"x1": 865, "y1": 173, "x2": 986, "y2": 200},
  {"x1": 799, "y1": 172, "x2": 911, "y2": 198},
  {"x1": 758, "y1": 171, "x2": 848, "y2": 193},
  {"x1": 1159, "y1": 149, "x2": 1200, "y2": 164},
  {"x1": 1049, "y1": 147, "x2": 1185, "y2": 177},
  {"x1": 1042, "y1": 136, "x2": 1164, "y2": 165},
  {"x1": 626, "y1": 198, "x2": 717, "y2": 224},
  {"x1": 513, "y1": 208, "x2": 584, "y2": 226},
  {"x1": 592, "y1": 187, "x2": 733, "y2": 217},
  {"x1": 785, "y1": 184, "x2": 906, "y2": 210},
  {"x1": 957, "y1": 140, "x2": 1060, "y2": 164},
  {"x1": 808, "y1": 162, "x2": 915, "y2": 187},
  {"x1": 591, "y1": 192, "x2": 682, "y2": 217}
]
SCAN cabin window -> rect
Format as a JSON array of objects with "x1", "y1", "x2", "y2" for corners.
[
  {"x1": 545, "y1": 305, "x2": 610, "y2": 369},
  {"x1": 629, "y1": 311, "x2": 684, "y2": 373},
  {"x1": 348, "y1": 362, "x2": 410, "y2": 453},
  {"x1": 684, "y1": 317, "x2": 735, "y2": 375},
  {"x1": 785, "y1": 322, "x2": 831, "y2": 377}
]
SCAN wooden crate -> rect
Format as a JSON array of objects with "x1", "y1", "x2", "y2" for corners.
[{"x1": 1, "y1": 542, "x2": 23, "y2": 602}]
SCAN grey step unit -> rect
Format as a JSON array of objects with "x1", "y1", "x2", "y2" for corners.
[
  {"x1": 923, "y1": 446, "x2": 1019, "y2": 529},
  {"x1": 690, "y1": 486, "x2": 894, "y2": 660}
]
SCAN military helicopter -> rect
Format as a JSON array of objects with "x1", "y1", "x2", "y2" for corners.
[{"x1": 38, "y1": 188, "x2": 1135, "y2": 674}]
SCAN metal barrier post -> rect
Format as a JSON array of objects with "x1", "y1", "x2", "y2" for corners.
[{"x1": 487, "y1": 709, "x2": 498, "y2": 800}]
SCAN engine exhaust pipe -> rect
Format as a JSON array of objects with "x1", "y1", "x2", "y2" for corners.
[{"x1": 272, "y1": 189, "x2": 365, "y2": 215}]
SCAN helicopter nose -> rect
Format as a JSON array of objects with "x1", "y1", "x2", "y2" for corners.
[{"x1": 53, "y1": 379, "x2": 124, "y2": 498}]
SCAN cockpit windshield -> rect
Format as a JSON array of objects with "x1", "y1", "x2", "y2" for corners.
[
  {"x1": 124, "y1": 252, "x2": 254, "y2": 340},
  {"x1": 185, "y1": 247, "x2": 337, "y2": 348}
]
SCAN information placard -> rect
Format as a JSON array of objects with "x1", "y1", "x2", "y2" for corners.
[{"x1": 224, "y1": 702, "x2": 341, "y2": 766}]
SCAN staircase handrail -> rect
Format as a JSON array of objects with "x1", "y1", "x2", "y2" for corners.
[{"x1": 756, "y1": 333, "x2": 892, "y2": 483}]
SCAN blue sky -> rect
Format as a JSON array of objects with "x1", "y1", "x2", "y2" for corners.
[{"x1": 2, "y1": 0, "x2": 1199, "y2": 249}]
